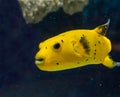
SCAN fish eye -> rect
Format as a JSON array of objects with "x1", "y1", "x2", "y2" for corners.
[{"x1": 53, "y1": 43, "x2": 60, "y2": 49}]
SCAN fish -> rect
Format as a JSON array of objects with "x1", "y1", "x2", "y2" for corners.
[{"x1": 35, "y1": 19, "x2": 120, "y2": 72}]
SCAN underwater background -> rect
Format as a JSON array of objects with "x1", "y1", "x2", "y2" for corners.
[{"x1": 0, "y1": 0, "x2": 120, "y2": 97}]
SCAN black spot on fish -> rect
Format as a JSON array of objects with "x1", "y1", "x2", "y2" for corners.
[
  {"x1": 56, "y1": 63, "x2": 59, "y2": 65},
  {"x1": 98, "y1": 41, "x2": 101, "y2": 44},
  {"x1": 79, "y1": 36, "x2": 90, "y2": 54},
  {"x1": 82, "y1": 34, "x2": 84, "y2": 36},
  {"x1": 94, "y1": 52, "x2": 96, "y2": 55},
  {"x1": 94, "y1": 44, "x2": 96, "y2": 46},
  {"x1": 95, "y1": 49, "x2": 96, "y2": 52},
  {"x1": 61, "y1": 40, "x2": 64, "y2": 43},
  {"x1": 45, "y1": 47, "x2": 47, "y2": 49},
  {"x1": 86, "y1": 59, "x2": 88, "y2": 61}
]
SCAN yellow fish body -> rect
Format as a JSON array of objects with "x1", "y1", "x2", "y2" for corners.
[{"x1": 35, "y1": 19, "x2": 120, "y2": 71}]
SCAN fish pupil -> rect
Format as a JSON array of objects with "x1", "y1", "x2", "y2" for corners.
[{"x1": 53, "y1": 43, "x2": 60, "y2": 49}]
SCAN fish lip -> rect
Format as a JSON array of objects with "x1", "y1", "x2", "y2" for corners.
[{"x1": 35, "y1": 60, "x2": 44, "y2": 65}]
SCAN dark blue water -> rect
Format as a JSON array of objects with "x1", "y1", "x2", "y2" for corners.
[{"x1": 0, "y1": 0, "x2": 120, "y2": 97}]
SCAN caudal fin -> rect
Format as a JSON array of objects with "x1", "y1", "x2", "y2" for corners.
[
  {"x1": 102, "y1": 56, "x2": 120, "y2": 68},
  {"x1": 115, "y1": 62, "x2": 120, "y2": 67}
]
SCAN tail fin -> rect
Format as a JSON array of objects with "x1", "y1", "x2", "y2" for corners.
[
  {"x1": 102, "y1": 56, "x2": 120, "y2": 68},
  {"x1": 115, "y1": 62, "x2": 120, "y2": 67}
]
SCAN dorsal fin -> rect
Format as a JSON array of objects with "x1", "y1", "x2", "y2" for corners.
[{"x1": 94, "y1": 19, "x2": 110, "y2": 35}]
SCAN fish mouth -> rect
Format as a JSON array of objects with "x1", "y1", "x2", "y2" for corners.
[{"x1": 35, "y1": 58, "x2": 44, "y2": 65}]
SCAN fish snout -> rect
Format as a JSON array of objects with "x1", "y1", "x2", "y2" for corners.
[{"x1": 35, "y1": 57, "x2": 45, "y2": 65}]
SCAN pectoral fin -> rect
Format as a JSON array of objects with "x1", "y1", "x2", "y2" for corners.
[{"x1": 72, "y1": 39, "x2": 89, "y2": 57}]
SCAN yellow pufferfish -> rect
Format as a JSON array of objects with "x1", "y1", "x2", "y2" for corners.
[{"x1": 35, "y1": 19, "x2": 120, "y2": 72}]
